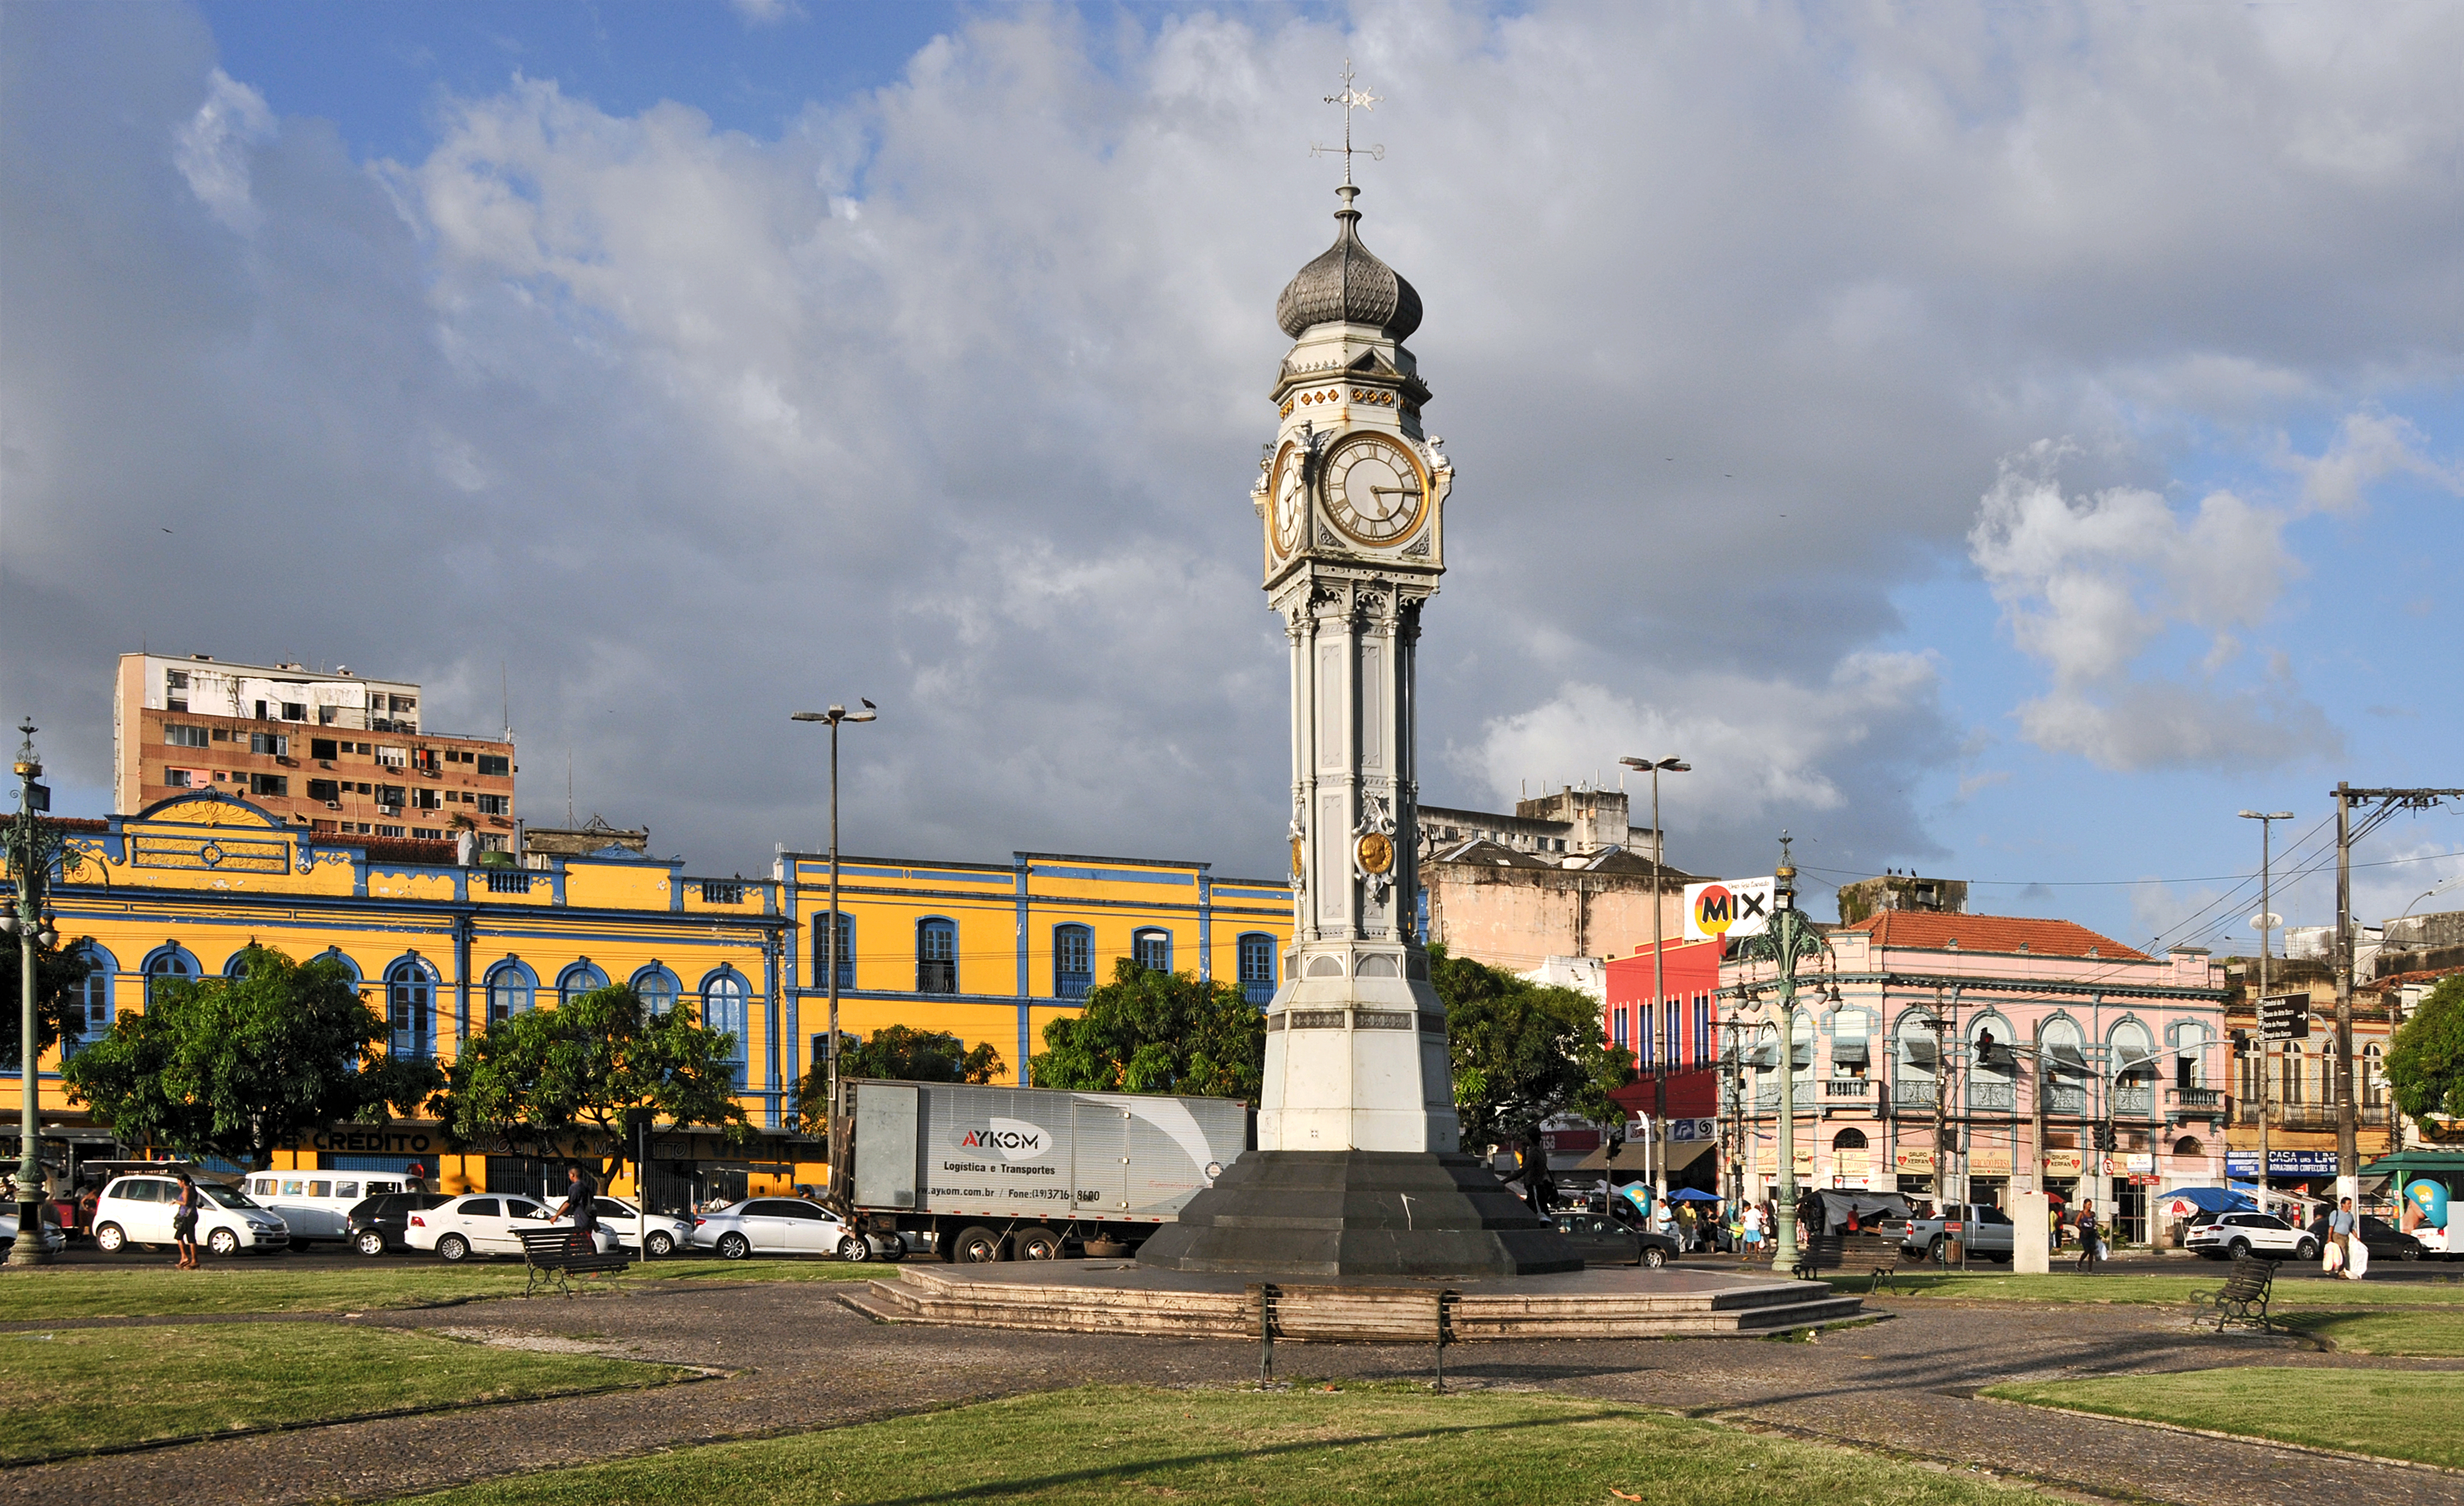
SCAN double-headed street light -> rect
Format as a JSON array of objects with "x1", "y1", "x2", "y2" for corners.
[
  {"x1": 1619, "y1": 756, "x2": 1689, "y2": 1205},
  {"x1": 1733, "y1": 834, "x2": 1830, "y2": 1269},
  {"x1": 792, "y1": 701, "x2": 877, "y2": 1187}
]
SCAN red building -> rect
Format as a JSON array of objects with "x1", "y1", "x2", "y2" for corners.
[{"x1": 1602, "y1": 939, "x2": 1725, "y2": 1187}]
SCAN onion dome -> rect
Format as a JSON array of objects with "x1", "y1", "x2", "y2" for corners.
[{"x1": 1274, "y1": 185, "x2": 1422, "y2": 341}]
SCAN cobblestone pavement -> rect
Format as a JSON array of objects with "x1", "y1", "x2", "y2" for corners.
[{"x1": 5, "y1": 1277, "x2": 2458, "y2": 1505}]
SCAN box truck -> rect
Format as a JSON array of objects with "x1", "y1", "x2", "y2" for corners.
[{"x1": 830, "y1": 1079, "x2": 1252, "y2": 1262}]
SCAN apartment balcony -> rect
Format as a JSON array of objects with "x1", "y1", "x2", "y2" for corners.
[
  {"x1": 2166, "y1": 1087, "x2": 2226, "y2": 1117},
  {"x1": 1819, "y1": 1077, "x2": 1874, "y2": 1107},
  {"x1": 2112, "y1": 1085, "x2": 2156, "y2": 1119},
  {"x1": 1893, "y1": 1079, "x2": 1937, "y2": 1112},
  {"x1": 1967, "y1": 1081, "x2": 2018, "y2": 1115},
  {"x1": 2238, "y1": 1103, "x2": 2391, "y2": 1130},
  {"x1": 1753, "y1": 1081, "x2": 1819, "y2": 1113},
  {"x1": 2047, "y1": 1083, "x2": 2089, "y2": 1116}
]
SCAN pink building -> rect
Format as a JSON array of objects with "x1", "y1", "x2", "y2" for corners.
[{"x1": 1721, "y1": 911, "x2": 2228, "y2": 1244}]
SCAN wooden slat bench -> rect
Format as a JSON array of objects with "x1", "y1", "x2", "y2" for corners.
[
  {"x1": 2188, "y1": 1254, "x2": 2278, "y2": 1334},
  {"x1": 1248, "y1": 1284, "x2": 1458, "y2": 1390},
  {"x1": 1790, "y1": 1232, "x2": 1905, "y2": 1293},
  {"x1": 516, "y1": 1226, "x2": 630, "y2": 1297}
]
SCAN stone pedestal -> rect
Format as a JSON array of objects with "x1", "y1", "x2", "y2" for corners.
[
  {"x1": 2012, "y1": 1190, "x2": 2051, "y2": 1275},
  {"x1": 1137, "y1": 1149, "x2": 1579, "y2": 1277}
]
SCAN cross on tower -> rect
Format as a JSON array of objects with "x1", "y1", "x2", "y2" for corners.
[{"x1": 1310, "y1": 58, "x2": 1384, "y2": 185}]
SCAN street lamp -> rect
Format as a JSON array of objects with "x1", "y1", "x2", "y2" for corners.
[
  {"x1": 1734, "y1": 834, "x2": 1829, "y2": 1268},
  {"x1": 5, "y1": 720, "x2": 62, "y2": 1267},
  {"x1": 1619, "y1": 755, "x2": 1689, "y2": 1205},
  {"x1": 2239, "y1": 810, "x2": 2292, "y2": 1215},
  {"x1": 792, "y1": 700, "x2": 877, "y2": 1189}
]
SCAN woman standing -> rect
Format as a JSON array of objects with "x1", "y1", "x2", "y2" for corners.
[{"x1": 171, "y1": 1173, "x2": 203, "y2": 1270}]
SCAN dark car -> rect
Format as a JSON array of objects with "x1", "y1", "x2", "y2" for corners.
[
  {"x1": 2308, "y1": 1213, "x2": 2426, "y2": 1263},
  {"x1": 1554, "y1": 1211, "x2": 1680, "y2": 1268},
  {"x1": 346, "y1": 1191, "x2": 456, "y2": 1256}
]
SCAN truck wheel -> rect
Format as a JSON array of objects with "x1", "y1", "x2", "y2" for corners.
[
  {"x1": 1927, "y1": 1238, "x2": 1948, "y2": 1266},
  {"x1": 954, "y1": 1225, "x2": 1005, "y2": 1264},
  {"x1": 1014, "y1": 1226, "x2": 1064, "y2": 1262}
]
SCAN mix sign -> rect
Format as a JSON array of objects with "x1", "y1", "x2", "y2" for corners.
[{"x1": 1683, "y1": 876, "x2": 1776, "y2": 942}]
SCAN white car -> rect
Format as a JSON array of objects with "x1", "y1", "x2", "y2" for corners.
[
  {"x1": 0, "y1": 1209, "x2": 67, "y2": 1255},
  {"x1": 404, "y1": 1192, "x2": 620, "y2": 1262},
  {"x1": 689, "y1": 1196, "x2": 901, "y2": 1260},
  {"x1": 2186, "y1": 1211, "x2": 2320, "y2": 1262},
  {"x1": 585, "y1": 1196, "x2": 695, "y2": 1258},
  {"x1": 92, "y1": 1174, "x2": 290, "y2": 1256}
]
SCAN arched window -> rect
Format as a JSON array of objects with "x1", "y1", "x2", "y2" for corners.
[
  {"x1": 2281, "y1": 1042, "x2": 2304, "y2": 1105},
  {"x1": 385, "y1": 957, "x2": 435, "y2": 1059},
  {"x1": 632, "y1": 964, "x2": 681, "y2": 1017},
  {"x1": 312, "y1": 947, "x2": 363, "y2": 988},
  {"x1": 1131, "y1": 927, "x2": 1171, "y2": 973},
  {"x1": 2172, "y1": 1136, "x2": 2205, "y2": 1157},
  {"x1": 1237, "y1": 933, "x2": 1277, "y2": 1006},
  {"x1": 1967, "y1": 1013, "x2": 2015, "y2": 1112},
  {"x1": 1054, "y1": 924, "x2": 1094, "y2": 1000},
  {"x1": 67, "y1": 942, "x2": 116, "y2": 1058},
  {"x1": 2364, "y1": 1043, "x2": 2385, "y2": 1107},
  {"x1": 485, "y1": 960, "x2": 536, "y2": 1026},
  {"x1": 917, "y1": 919, "x2": 956, "y2": 994},
  {"x1": 222, "y1": 947, "x2": 257, "y2": 978},
  {"x1": 1832, "y1": 1127, "x2": 1869, "y2": 1151},
  {"x1": 141, "y1": 942, "x2": 199, "y2": 1005},
  {"x1": 1895, "y1": 1013, "x2": 1938, "y2": 1077},
  {"x1": 558, "y1": 960, "x2": 609, "y2": 1006},
  {"x1": 701, "y1": 969, "x2": 750, "y2": 1089},
  {"x1": 813, "y1": 911, "x2": 854, "y2": 991},
  {"x1": 1828, "y1": 1008, "x2": 1872, "y2": 1079}
]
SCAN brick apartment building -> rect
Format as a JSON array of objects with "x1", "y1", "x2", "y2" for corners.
[{"x1": 113, "y1": 652, "x2": 517, "y2": 846}]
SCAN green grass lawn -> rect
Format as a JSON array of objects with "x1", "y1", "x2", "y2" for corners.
[
  {"x1": 2275, "y1": 1309, "x2": 2464, "y2": 1356},
  {"x1": 1987, "y1": 1368, "x2": 2464, "y2": 1469},
  {"x1": 0, "y1": 1323, "x2": 691, "y2": 1464},
  {"x1": 1841, "y1": 1271, "x2": 2464, "y2": 1306},
  {"x1": 400, "y1": 1383, "x2": 2050, "y2": 1506},
  {"x1": 0, "y1": 1256, "x2": 883, "y2": 1321}
]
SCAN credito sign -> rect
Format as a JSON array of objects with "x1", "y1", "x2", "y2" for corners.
[{"x1": 1683, "y1": 876, "x2": 1776, "y2": 942}]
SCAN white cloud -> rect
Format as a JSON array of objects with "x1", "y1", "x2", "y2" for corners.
[
  {"x1": 2285, "y1": 410, "x2": 2458, "y2": 515},
  {"x1": 730, "y1": 0, "x2": 801, "y2": 27},
  {"x1": 172, "y1": 68, "x2": 275, "y2": 233}
]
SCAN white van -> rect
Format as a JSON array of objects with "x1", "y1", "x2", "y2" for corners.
[
  {"x1": 242, "y1": 1173, "x2": 410, "y2": 1244},
  {"x1": 92, "y1": 1174, "x2": 288, "y2": 1256}
]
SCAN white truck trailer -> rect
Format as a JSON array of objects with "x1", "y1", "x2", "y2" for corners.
[{"x1": 830, "y1": 1079, "x2": 1253, "y2": 1263}]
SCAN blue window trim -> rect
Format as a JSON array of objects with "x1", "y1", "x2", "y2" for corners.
[
  {"x1": 66, "y1": 941, "x2": 117, "y2": 1058},
  {"x1": 312, "y1": 946, "x2": 363, "y2": 985},
  {"x1": 1053, "y1": 923, "x2": 1094, "y2": 1001},
  {"x1": 384, "y1": 954, "x2": 439, "y2": 1060},
  {"x1": 916, "y1": 917, "x2": 958, "y2": 995},
  {"x1": 484, "y1": 958, "x2": 538, "y2": 1026},
  {"x1": 1131, "y1": 927, "x2": 1171, "y2": 973},
  {"x1": 813, "y1": 911, "x2": 854, "y2": 991},
  {"x1": 140, "y1": 942, "x2": 201, "y2": 1004},
  {"x1": 632, "y1": 963, "x2": 683, "y2": 1015},
  {"x1": 557, "y1": 960, "x2": 609, "y2": 1005},
  {"x1": 700, "y1": 967, "x2": 751, "y2": 1087},
  {"x1": 1236, "y1": 932, "x2": 1276, "y2": 1006}
]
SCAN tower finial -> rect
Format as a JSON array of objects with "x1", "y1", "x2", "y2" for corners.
[{"x1": 1310, "y1": 58, "x2": 1384, "y2": 188}]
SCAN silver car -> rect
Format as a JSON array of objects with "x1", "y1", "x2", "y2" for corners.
[
  {"x1": 587, "y1": 1196, "x2": 695, "y2": 1258},
  {"x1": 0, "y1": 1210, "x2": 67, "y2": 1255},
  {"x1": 689, "y1": 1197, "x2": 902, "y2": 1261}
]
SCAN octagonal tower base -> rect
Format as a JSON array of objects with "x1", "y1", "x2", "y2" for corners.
[{"x1": 1135, "y1": 1149, "x2": 1579, "y2": 1277}]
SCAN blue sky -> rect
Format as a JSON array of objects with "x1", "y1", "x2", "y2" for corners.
[{"x1": 5, "y1": 1, "x2": 2459, "y2": 955}]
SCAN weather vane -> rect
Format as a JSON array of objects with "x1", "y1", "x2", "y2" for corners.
[{"x1": 1310, "y1": 58, "x2": 1384, "y2": 185}]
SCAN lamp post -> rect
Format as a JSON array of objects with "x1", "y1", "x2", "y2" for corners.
[
  {"x1": 2239, "y1": 810, "x2": 2292, "y2": 1214},
  {"x1": 1619, "y1": 755, "x2": 1688, "y2": 1207},
  {"x1": 1735, "y1": 835, "x2": 1828, "y2": 1269},
  {"x1": 6, "y1": 721, "x2": 62, "y2": 1266},
  {"x1": 791, "y1": 700, "x2": 875, "y2": 1188}
]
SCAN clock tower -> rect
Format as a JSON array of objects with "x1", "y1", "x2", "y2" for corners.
[{"x1": 1138, "y1": 162, "x2": 1575, "y2": 1276}]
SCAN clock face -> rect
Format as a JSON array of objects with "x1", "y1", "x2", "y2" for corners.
[
  {"x1": 1268, "y1": 441, "x2": 1308, "y2": 557},
  {"x1": 1323, "y1": 434, "x2": 1427, "y2": 546}
]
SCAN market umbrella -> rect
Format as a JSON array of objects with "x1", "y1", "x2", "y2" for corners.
[{"x1": 1668, "y1": 1189, "x2": 1722, "y2": 1202}]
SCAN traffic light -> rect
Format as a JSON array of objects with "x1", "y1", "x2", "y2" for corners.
[{"x1": 2094, "y1": 1124, "x2": 2116, "y2": 1152}]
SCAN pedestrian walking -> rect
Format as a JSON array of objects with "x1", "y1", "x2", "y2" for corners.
[
  {"x1": 556, "y1": 1165, "x2": 600, "y2": 1255},
  {"x1": 2073, "y1": 1199, "x2": 2101, "y2": 1272},
  {"x1": 172, "y1": 1173, "x2": 203, "y2": 1269},
  {"x1": 2328, "y1": 1197, "x2": 2357, "y2": 1279},
  {"x1": 1675, "y1": 1200, "x2": 1698, "y2": 1252}
]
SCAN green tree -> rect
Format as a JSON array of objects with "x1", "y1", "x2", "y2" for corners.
[
  {"x1": 0, "y1": 933, "x2": 92, "y2": 1067},
  {"x1": 2387, "y1": 975, "x2": 2464, "y2": 1133},
  {"x1": 62, "y1": 945, "x2": 440, "y2": 1171},
  {"x1": 1435, "y1": 946, "x2": 1634, "y2": 1209},
  {"x1": 791, "y1": 1025, "x2": 1004, "y2": 1134},
  {"x1": 432, "y1": 983, "x2": 750, "y2": 1185},
  {"x1": 1031, "y1": 957, "x2": 1266, "y2": 1102}
]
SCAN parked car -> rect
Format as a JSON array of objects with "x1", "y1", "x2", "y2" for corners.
[
  {"x1": 1896, "y1": 1203, "x2": 2015, "y2": 1263},
  {"x1": 2186, "y1": 1211, "x2": 2319, "y2": 1262},
  {"x1": 345, "y1": 1191, "x2": 457, "y2": 1256},
  {"x1": 0, "y1": 1208, "x2": 67, "y2": 1254},
  {"x1": 404, "y1": 1193, "x2": 619, "y2": 1262},
  {"x1": 690, "y1": 1197, "x2": 902, "y2": 1261},
  {"x1": 2306, "y1": 1213, "x2": 2426, "y2": 1263},
  {"x1": 1551, "y1": 1211, "x2": 1680, "y2": 1268},
  {"x1": 587, "y1": 1197, "x2": 695, "y2": 1258},
  {"x1": 91, "y1": 1174, "x2": 290, "y2": 1256}
]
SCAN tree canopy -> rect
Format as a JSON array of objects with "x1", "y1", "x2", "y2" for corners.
[
  {"x1": 62, "y1": 944, "x2": 440, "y2": 1171},
  {"x1": 1031, "y1": 957, "x2": 1266, "y2": 1103},
  {"x1": 1436, "y1": 946, "x2": 1633, "y2": 1206},
  {"x1": 432, "y1": 983, "x2": 750, "y2": 1181},
  {"x1": 2386, "y1": 975, "x2": 2464, "y2": 1133},
  {"x1": 0, "y1": 933, "x2": 92, "y2": 1067},
  {"x1": 791, "y1": 1024, "x2": 1004, "y2": 1133}
]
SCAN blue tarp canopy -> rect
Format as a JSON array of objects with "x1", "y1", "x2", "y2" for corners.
[
  {"x1": 2158, "y1": 1186, "x2": 2253, "y2": 1213},
  {"x1": 1667, "y1": 1188, "x2": 1722, "y2": 1202}
]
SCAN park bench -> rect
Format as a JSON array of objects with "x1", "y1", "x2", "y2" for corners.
[
  {"x1": 1248, "y1": 1283, "x2": 1457, "y2": 1390},
  {"x1": 2188, "y1": 1254, "x2": 2278, "y2": 1334},
  {"x1": 516, "y1": 1225, "x2": 630, "y2": 1297},
  {"x1": 1790, "y1": 1232, "x2": 1904, "y2": 1294}
]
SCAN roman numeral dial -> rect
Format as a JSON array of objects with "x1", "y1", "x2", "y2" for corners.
[{"x1": 1323, "y1": 433, "x2": 1427, "y2": 546}]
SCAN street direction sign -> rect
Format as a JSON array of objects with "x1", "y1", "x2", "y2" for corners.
[{"x1": 2259, "y1": 993, "x2": 2311, "y2": 1042}]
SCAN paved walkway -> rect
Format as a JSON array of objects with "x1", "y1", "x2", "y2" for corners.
[{"x1": 5, "y1": 1277, "x2": 2457, "y2": 1505}]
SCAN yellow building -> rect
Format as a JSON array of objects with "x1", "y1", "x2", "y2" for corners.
[{"x1": 5, "y1": 793, "x2": 1290, "y2": 1206}]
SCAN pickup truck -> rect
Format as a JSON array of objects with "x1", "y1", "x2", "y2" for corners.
[{"x1": 1884, "y1": 1203, "x2": 2015, "y2": 1263}]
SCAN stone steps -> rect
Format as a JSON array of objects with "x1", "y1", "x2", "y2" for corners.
[{"x1": 841, "y1": 1264, "x2": 1866, "y2": 1340}]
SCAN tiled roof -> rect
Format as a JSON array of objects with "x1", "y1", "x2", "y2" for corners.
[{"x1": 1848, "y1": 911, "x2": 2148, "y2": 961}]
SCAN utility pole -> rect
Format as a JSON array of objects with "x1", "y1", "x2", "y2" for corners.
[{"x1": 2241, "y1": 810, "x2": 2291, "y2": 1215}]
